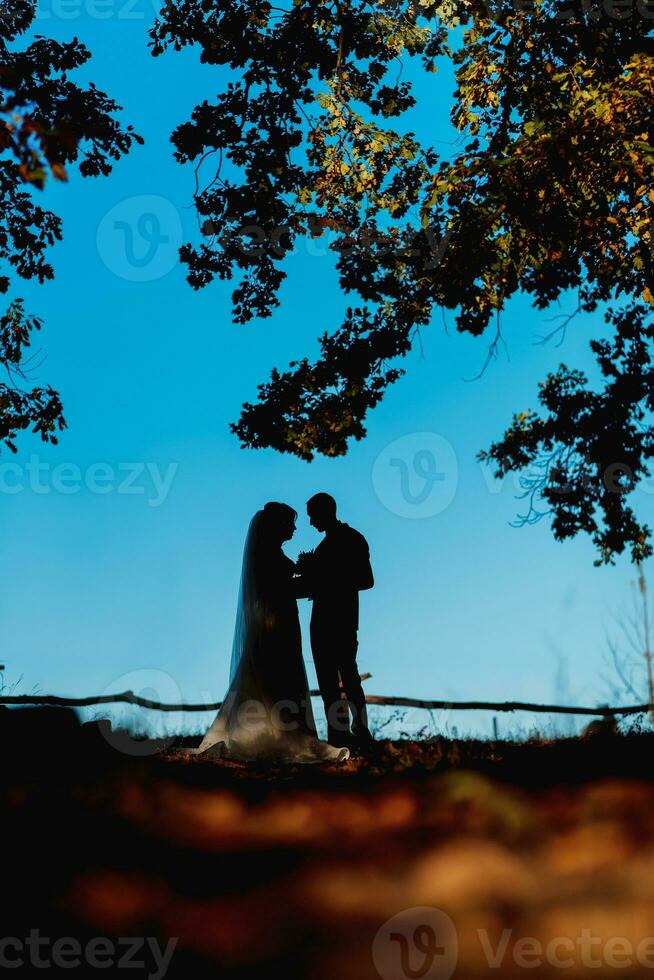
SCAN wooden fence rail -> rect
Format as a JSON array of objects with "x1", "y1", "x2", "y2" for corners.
[
  {"x1": 0, "y1": 674, "x2": 371, "y2": 714},
  {"x1": 0, "y1": 688, "x2": 651, "y2": 718}
]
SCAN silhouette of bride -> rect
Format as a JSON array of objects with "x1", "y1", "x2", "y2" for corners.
[{"x1": 196, "y1": 503, "x2": 349, "y2": 763}]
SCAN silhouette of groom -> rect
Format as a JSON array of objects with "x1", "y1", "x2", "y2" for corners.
[{"x1": 299, "y1": 493, "x2": 374, "y2": 749}]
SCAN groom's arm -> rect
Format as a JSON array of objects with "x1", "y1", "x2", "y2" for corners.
[
  {"x1": 358, "y1": 543, "x2": 374, "y2": 591},
  {"x1": 351, "y1": 533, "x2": 374, "y2": 591},
  {"x1": 293, "y1": 552, "x2": 316, "y2": 599},
  {"x1": 293, "y1": 573, "x2": 313, "y2": 599}
]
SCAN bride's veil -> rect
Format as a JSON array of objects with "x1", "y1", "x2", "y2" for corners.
[
  {"x1": 196, "y1": 510, "x2": 266, "y2": 753},
  {"x1": 228, "y1": 509, "x2": 264, "y2": 684}
]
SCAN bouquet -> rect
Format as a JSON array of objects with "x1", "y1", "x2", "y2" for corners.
[{"x1": 295, "y1": 550, "x2": 316, "y2": 575}]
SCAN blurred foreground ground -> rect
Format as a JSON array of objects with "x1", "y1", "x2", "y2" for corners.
[{"x1": 4, "y1": 707, "x2": 654, "y2": 978}]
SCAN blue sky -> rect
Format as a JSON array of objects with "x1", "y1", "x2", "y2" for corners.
[{"x1": 2, "y1": 1, "x2": 652, "y2": 738}]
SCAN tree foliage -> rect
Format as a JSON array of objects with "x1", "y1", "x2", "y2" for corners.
[
  {"x1": 0, "y1": 0, "x2": 141, "y2": 452},
  {"x1": 153, "y1": 0, "x2": 654, "y2": 562}
]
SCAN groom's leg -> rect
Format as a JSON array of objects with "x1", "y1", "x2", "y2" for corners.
[
  {"x1": 338, "y1": 634, "x2": 372, "y2": 740},
  {"x1": 311, "y1": 626, "x2": 349, "y2": 744}
]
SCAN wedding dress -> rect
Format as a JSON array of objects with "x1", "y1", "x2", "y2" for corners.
[{"x1": 195, "y1": 510, "x2": 349, "y2": 764}]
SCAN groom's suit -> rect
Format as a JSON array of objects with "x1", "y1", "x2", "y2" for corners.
[{"x1": 303, "y1": 521, "x2": 374, "y2": 744}]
